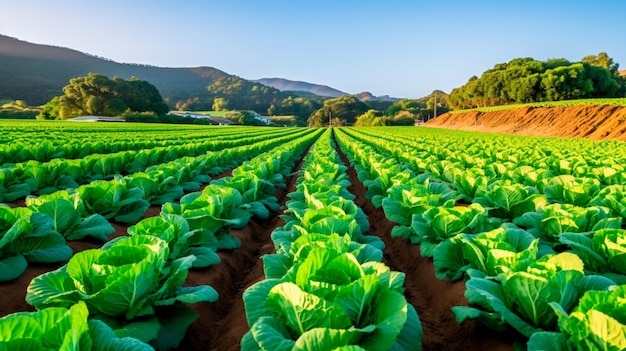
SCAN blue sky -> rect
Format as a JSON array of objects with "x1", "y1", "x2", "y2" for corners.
[{"x1": 1, "y1": 0, "x2": 625, "y2": 98}]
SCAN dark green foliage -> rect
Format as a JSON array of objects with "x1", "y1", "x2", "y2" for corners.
[
  {"x1": 225, "y1": 111, "x2": 268, "y2": 126},
  {"x1": 268, "y1": 96, "x2": 322, "y2": 125},
  {"x1": 173, "y1": 76, "x2": 318, "y2": 120},
  {"x1": 355, "y1": 109, "x2": 387, "y2": 126},
  {"x1": 0, "y1": 110, "x2": 38, "y2": 119},
  {"x1": 38, "y1": 73, "x2": 169, "y2": 119},
  {"x1": 385, "y1": 93, "x2": 450, "y2": 121},
  {"x1": 448, "y1": 53, "x2": 626, "y2": 109},
  {"x1": 307, "y1": 95, "x2": 371, "y2": 127},
  {"x1": 203, "y1": 76, "x2": 290, "y2": 114}
]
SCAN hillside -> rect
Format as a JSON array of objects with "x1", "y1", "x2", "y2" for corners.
[
  {"x1": 352, "y1": 91, "x2": 400, "y2": 102},
  {"x1": 425, "y1": 104, "x2": 626, "y2": 141},
  {"x1": 253, "y1": 78, "x2": 346, "y2": 98},
  {"x1": 256, "y1": 77, "x2": 401, "y2": 102},
  {"x1": 0, "y1": 34, "x2": 234, "y2": 105}
]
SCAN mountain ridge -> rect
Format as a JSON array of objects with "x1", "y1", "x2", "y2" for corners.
[
  {"x1": 1, "y1": 34, "x2": 402, "y2": 107},
  {"x1": 254, "y1": 77, "x2": 401, "y2": 101},
  {"x1": 252, "y1": 78, "x2": 347, "y2": 98},
  {"x1": 0, "y1": 34, "x2": 235, "y2": 105}
]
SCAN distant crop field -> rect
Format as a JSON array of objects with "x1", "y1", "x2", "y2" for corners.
[{"x1": 450, "y1": 97, "x2": 626, "y2": 114}]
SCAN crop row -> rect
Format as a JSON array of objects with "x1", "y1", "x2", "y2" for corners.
[
  {"x1": 0, "y1": 126, "x2": 286, "y2": 165},
  {"x1": 241, "y1": 129, "x2": 422, "y2": 350},
  {"x1": 336, "y1": 127, "x2": 626, "y2": 351},
  {"x1": 0, "y1": 121, "x2": 246, "y2": 144}
]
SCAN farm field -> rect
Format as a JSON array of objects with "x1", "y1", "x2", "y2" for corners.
[{"x1": 1, "y1": 121, "x2": 625, "y2": 351}]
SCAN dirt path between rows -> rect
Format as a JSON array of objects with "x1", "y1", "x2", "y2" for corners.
[
  {"x1": 172, "y1": 155, "x2": 306, "y2": 351},
  {"x1": 335, "y1": 138, "x2": 523, "y2": 351}
]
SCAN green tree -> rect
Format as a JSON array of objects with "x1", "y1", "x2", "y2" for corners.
[
  {"x1": 448, "y1": 54, "x2": 624, "y2": 109},
  {"x1": 38, "y1": 73, "x2": 169, "y2": 119},
  {"x1": 205, "y1": 76, "x2": 288, "y2": 113},
  {"x1": 355, "y1": 109, "x2": 387, "y2": 126},
  {"x1": 582, "y1": 52, "x2": 619, "y2": 75},
  {"x1": 267, "y1": 96, "x2": 320, "y2": 126},
  {"x1": 307, "y1": 95, "x2": 370, "y2": 127},
  {"x1": 212, "y1": 97, "x2": 229, "y2": 111},
  {"x1": 390, "y1": 110, "x2": 416, "y2": 125},
  {"x1": 225, "y1": 110, "x2": 266, "y2": 125}
]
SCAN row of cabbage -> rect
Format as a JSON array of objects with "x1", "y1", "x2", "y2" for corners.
[
  {"x1": 1, "y1": 128, "x2": 300, "y2": 201},
  {"x1": 0, "y1": 121, "x2": 235, "y2": 145},
  {"x1": 1, "y1": 128, "x2": 322, "y2": 350},
  {"x1": 335, "y1": 127, "x2": 626, "y2": 351},
  {"x1": 0, "y1": 126, "x2": 278, "y2": 165},
  {"x1": 0, "y1": 128, "x2": 316, "y2": 282},
  {"x1": 353, "y1": 127, "x2": 626, "y2": 186},
  {"x1": 240, "y1": 129, "x2": 422, "y2": 350}
]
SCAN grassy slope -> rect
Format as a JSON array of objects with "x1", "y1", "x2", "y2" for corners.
[{"x1": 450, "y1": 98, "x2": 626, "y2": 114}]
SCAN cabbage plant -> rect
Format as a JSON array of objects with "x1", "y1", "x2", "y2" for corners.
[
  {"x1": 408, "y1": 203, "x2": 499, "y2": 257},
  {"x1": 127, "y1": 213, "x2": 221, "y2": 268},
  {"x1": 26, "y1": 235, "x2": 218, "y2": 350},
  {"x1": 527, "y1": 285, "x2": 626, "y2": 351},
  {"x1": 0, "y1": 205, "x2": 72, "y2": 281},
  {"x1": 0, "y1": 169, "x2": 31, "y2": 202},
  {"x1": 126, "y1": 172, "x2": 185, "y2": 206},
  {"x1": 560, "y1": 228, "x2": 626, "y2": 278},
  {"x1": 213, "y1": 174, "x2": 279, "y2": 219},
  {"x1": 77, "y1": 179, "x2": 150, "y2": 224},
  {"x1": 539, "y1": 175, "x2": 601, "y2": 207},
  {"x1": 453, "y1": 168, "x2": 489, "y2": 203},
  {"x1": 242, "y1": 246, "x2": 421, "y2": 351},
  {"x1": 514, "y1": 204, "x2": 622, "y2": 245},
  {"x1": 473, "y1": 181, "x2": 547, "y2": 220},
  {"x1": 382, "y1": 180, "x2": 456, "y2": 238},
  {"x1": 0, "y1": 301, "x2": 152, "y2": 350},
  {"x1": 272, "y1": 193, "x2": 382, "y2": 253},
  {"x1": 263, "y1": 232, "x2": 383, "y2": 281},
  {"x1": 161, "y1": 184, "x2": 250, "y2": 251},
  {"x1": 434, "y1": 224, "x2": 541, "y2": 281},
  {"x1": 452, "y1": 253, "x2": 616, "y2": 338},
  {"x1": 589, "y1": 184, "x2": 626, "y2": 219},
  {"x1": 26, "y1": 195, "x2": 114, "y2": 241}
]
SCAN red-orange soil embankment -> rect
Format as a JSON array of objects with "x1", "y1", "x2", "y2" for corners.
[{"x1": 425, "y1": 105, "x2": 626, "y2": 141}]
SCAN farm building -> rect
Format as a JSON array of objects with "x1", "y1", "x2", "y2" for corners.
[{"x1": 67, "y1": 116, "x2": 125, "y2": 122}]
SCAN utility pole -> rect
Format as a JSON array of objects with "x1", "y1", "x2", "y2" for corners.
[
  {"x1": 433, "y1": 91, "x2": 437, "y2": 119},
  {"x1": 328, "y1": 110, "x2": 332, "y2": 128}
]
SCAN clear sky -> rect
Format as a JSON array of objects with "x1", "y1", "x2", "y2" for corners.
[{"x1": 1, "y1": 0, "x2": 625, "y2": 99}]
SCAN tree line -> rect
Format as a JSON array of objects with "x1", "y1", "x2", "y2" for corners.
[
  {"x1": 306, "y1": 93, "x2": 449, "y2": 127},
  {"x1": 35, "y1": 53, "x2": 623, "y2": 125},
  {"x1": 448, "y1": 52, "x2": 626, "y2": 109},
  {"x1": 36, "y1": 72, "x2": 441, "y2": 126}
]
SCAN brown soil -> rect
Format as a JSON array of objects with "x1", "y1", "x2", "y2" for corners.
[{"x1": 425, "y1": 104, "x2": 626, "y2": 141}]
